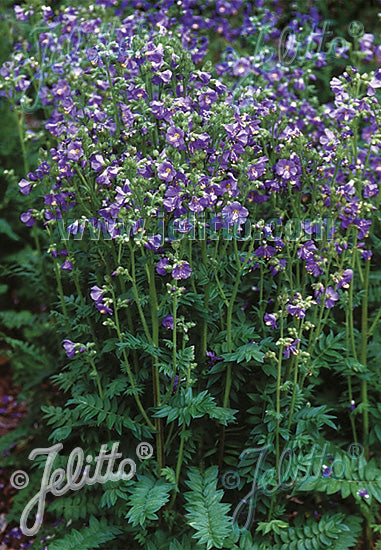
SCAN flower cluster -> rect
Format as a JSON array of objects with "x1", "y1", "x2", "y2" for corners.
[{"x1": 1, "y1": 0, "x2": 380, "y2": 547}]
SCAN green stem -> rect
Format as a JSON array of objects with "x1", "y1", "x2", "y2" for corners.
[
  {"x1": 214, "y1": 271, "x2": 229, "y2": 307},
  {"x1": 347, "y1": 376, "x2": 358, "y2": 444},
  {"x1": 129, "y1": 242, "x2": 153, "y2": 344},
  {"x1": 88, "y1": 357, "x2": 104, "y2": 400},
  {"x1": 171, "y1": 357, "x2": 192, "y2": 506},
  {"x1": 163, "y1": 294, "x2": 178, "y2": 402},
  {"x1": 276, "y1": 315, "x2": 285, "y2": 467},
  {"x1": 223, "y1": 275, "x2": 241, "y2": 408},
  {"x1": 219, "y1": 272, "x2": 242, "y2": 470},
  {"x1": 287, "y1": 321, "x2": 304, "y2": 433},
  {"x1": 175, "y1": 427, "x2": 185, "y2": 486},
  {"x1": 105, "y1": 61, "x2": 120, "y2": 137},
  {"x1": 15, "y1": 104, "x2": 51, "y2": 297},
  {"x1": 345, "y1": 309, "x2": 358, "y2": 444},
  {"x1": 349, "y1": 240, "x2": 358, "y2": 360},
  {"x1": 53, "y1": 258, "x2": 69, "y2": 327},
  {"x1": 146, "y1": 257, "x2": 164, "y2": 470},
  {"x1": 368, "y1": 303, "x2": 381, "y2": 337},
  {"x1": 200, "y1": 241, "x2": 210, "y2": 361},
  {"x1": 110, "y1": 286, "x2": 155, "y2": 431},
  {"x1": 164, "y1": 422, "x2": 175, "y2": 452},
  {"x1": 15, "y1": 109, "x2": 29, "y2": 174},
  {"x1": 360, "y1": 258, "x2": 370, "y2": 459}
]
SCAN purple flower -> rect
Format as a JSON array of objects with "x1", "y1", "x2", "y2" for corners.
[
  {"x1": 166, "y1": 126, "x2": 185, "y2": 149},
  {"x1": 145, "y1": 234, "x2": 163, "y2": 251},
  {"x1": 172, "y1": 261, "x2": 192, "y2": 280},
  {"x1": 163, "y1": 186, "x2": 182, "y2": 212},
  {"x1": 198, "y1": 88, "x2": 218, "y2": 110},
  {"x1": 337, "y1": 269, "x2": 353, "y2": 290},
  {"x1": 319, "y1": 129, "x2": 339, "y2": 149},
  {"x1": 120, "y1": 105, "x2": 135, "y2": 127},
  {"x1": 297, "y1": 240, "x2": 317, "y2": 260},
  {"x1": 67, "y1": 220, "x2": 85, "y2": 236},
  {"x1": 145, "y1": 43, "x2": 164, "y2": 69},
  {"x1": 322, "y1": 465, "x2": 332, "y2": 478},
  {"x1": 162, "y1": 314, "x2": 174, "y2": 330},
  {"x1": 275, "y1": 159, "x2": 298, "y2": 180},
  {"x1": 20, "y1": 210, "x2": 35, "y2": 227},
  {"x1": 255, "y1": 245, "x2": 276, "y2": 259},
  {"x1": 360, "y1": 33, "x2": 374, "y2": 61},
  {"x1": 283, "y1": 339, "x2": 300, "y2": 359},
  {"x1": 361, "y1": 249, "x2": 372, "y2": 260},
  {"x1": 247, "y1": 157, "x2": 268, "y2": 180},
  {"x1": 95, "y1": 303, "x2": 113, "y2": 315},
  {"x1": 62, "y1": 339, "x2": 84, "y2": 358},
  {"x1": 367, "y1": 69, "x2": 381, "y2": 96},
  {"x1": 221, "y1": 201, "x2": 249, "y2": 228},
  {"x1": 150, "y1": 101, "x2": 167, "y2": 119},
  {"x1": 14, "y1": 5, "x2": 33, "y2": 21},
  {"x1": 156, "y1": 258, "x2": 170, "y2": 275},
  {"x1": 152, "y1": 69, "x2": 172, "y2": 85},
  {"x1": 61, "y1": 260, "x2": 73, "y2": 271},
  {"x1": 286, "y1": 304, "x2": 306, "y2": 320},
  {"x1": 96, "y1": 166, "x2": 119, "y2": 186},
  {"x1": 206, "y1": 350, "x2": 222, "y2": 367},
  {"x1": 51, "y1": 79, "x2": 70, "y2": 99},
  {"x1": 90, "y1": 285, "x2": 103, "y2": 302},
  {"x1": 355, "y1": 219, "x2": 371, "y2": 240},
  {"x1": 363, "y1": 183, "x2": 378, "y2": 198},
  {"x1": 18, "y1": 178, "x2": 32, "y2": 195},
  {"x1": 324, "y1": 287, "x2": 339, "y2": 308},
  {"x1": 157, "y1": 161, "x2": 176, "y2": 182},
  {"x1": 171, "y1": 374, "x2": 179, "y2": 392},
  {"x1": 357, "y1": 489, "x2": 369, "y2": 499},
  {"x1": 264, "y1": 313, "x2": 277, "y2": 329},
  {"x1": 232, "y1": 57, "x2": 251, "y2": 77},
  {"x1": 90, "y1": 154, "x2": 105, "y2": 172},
  {"x1": 269, "y1": 258, "x2": 287, "y2": 276},
  {"x1": 67, "y1": 141, "x2": 84, "y2": 162}
]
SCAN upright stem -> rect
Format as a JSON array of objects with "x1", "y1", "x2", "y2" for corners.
[
  {"x1": 345, "y1": 309, "x2": 358, "y2": 444},
  {"x1": 349, "y1": 240, "x2": 358, "y2": 360},
  {"x1": 164, "y1": 294, "x2": 178, "y2": 401},
  {"x1": 146, "y1": 259, "x2": 164, "y2": 471},
  {"x1": 218, "y1": 238, "x2": 256, "y2": 469},
  {"x1": 175, "y1": 425, "x2": 185, "y2": 486},
  {"x1": 360, "y1": 258, "x2": 370, "y2": 459},
  {"x1": 287, "y1": 355, "x2": 306, "y2": 434},
  {"x1": 171, "y1": 357, "x2": 192, "y2": 507},
  {"x1": 368, "y1": 303, "x2": 381, "y2": 337},
  {"x1": 15, "y1": 104, "x2": 50, "y2": 298},
  {"x1": 88, "y1": 356, "x2": 104, "y2": 401},
  {"x1": 223, "y1": 275, "x2": 242, "y2": 408},
  {"x1": 259, "y1": 263, "x2": 267, "y2": 331},
  {"x1": 276, "y1": 315, "x2": 285, "y2": 467},
  {"x1": 15, "y1": 109, "x2": 29, "y2": 175},
  {"x1": 200, "y1": 240, "x2": 210, "y2": 361},
  {"x1": 52, "y1": 258, "x2": 69, "y2": 329},
  {"x1": 105, "y1": 61, "x2": 120, "y2": 138},
  {"x1": 219, "y1": 273, "x2": 241, "y2": 470},
  {"x1": 71, "y1": 267, "x2": 101, "y2": 352},
  {"x1": 129, "y1": 243, "x2": 153, "y2": 344},
  {"x1": 110, "y1": 286, "x2": 155, "y2": 431}
]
